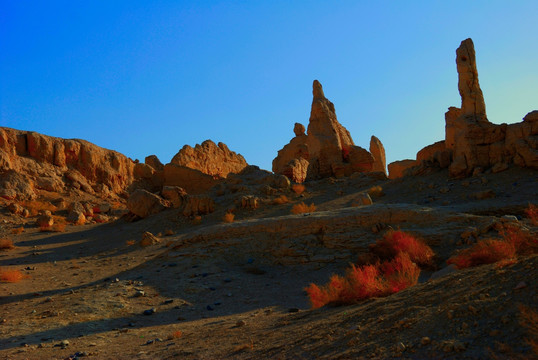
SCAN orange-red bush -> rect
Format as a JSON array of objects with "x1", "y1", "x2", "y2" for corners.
[
  {"x1": 448, "y1": 225, "x2": 537, "y2": 269},
  {"x1": 11, "y1": 227, "x2": 24, "y2": 235},
  {"x1": 272, "y1": 195, "x2": 289, "y2": 205},
  {"x1": 291, "y1": 202, "x2": 316, "y2": 214},
  {"x1": 291, "y1": 184, "x2": 305, "y2": 195},
  {"x1": 369, "y1": 230, "x2": 434, "y2": 267},
  {"x1": 0, "y1": 238, "x2": 15, "y2": 250},
  {"x1": 0, "y1": 269, "x2": 27, "y2": 283},
  {"x1": 306, "y1": 253, "x2": 420, "y2": 309},
  {"x1": 447, "y1": 239, "x2": 517, "y2": 269},
  {"x1": 223, "y1": 212, "x2": 235, "y2": 223}
]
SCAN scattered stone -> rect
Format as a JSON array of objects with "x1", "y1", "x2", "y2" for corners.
[
  {"x1": 421, "y1": 337, "x2": 431, "y2": 345},
  {"x1": 514, "y1": 281, "x2": 527, "y2": 290},
  {"x1": 288, "y1": 308, "x2": 300, "y2": 313},
  {"x1": 236, "y1": 320, "x2": 247, "y2": 327},
  {"x1": 143, "y1": 308, "x2": 156, "y2": 315},
  {"x1": 471, "y1": 189, "x2": 495, "y2": 200},
  {"x1": 140, "y1": 232, "x2": 160, "y2": 246},
  {"x1": 429, "y1": 264, "x2": 458, "y2": 281}
]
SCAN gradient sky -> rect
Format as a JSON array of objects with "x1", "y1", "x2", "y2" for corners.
[{"x1": 1, "y1": 1, "x2": 537, "y2": 171}]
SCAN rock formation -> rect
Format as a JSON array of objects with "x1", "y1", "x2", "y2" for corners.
[
  {"x1": 273, "y1": 80, "x2": 384, "y2": 182},
  {"x1": 388, "y1": 38, "x2": 538, "y2": 179},
  {"x1": 369, "y1": 136, "x2": 387, "y2": 175},
  {"x1": 170, "y1": 140, "x2": 247, "y2": 179},
  {"x1": 0, "y1": 127, "x2": 138, "y2": 199}
]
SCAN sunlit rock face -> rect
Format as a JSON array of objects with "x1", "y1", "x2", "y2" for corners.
[{"x1": 273, "y1": 80, "x2": 383, "y2": 183}]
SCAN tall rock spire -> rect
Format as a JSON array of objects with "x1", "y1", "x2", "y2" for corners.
[{"x1": 456, "y1": 38, "x2": 488, "y2": 122}]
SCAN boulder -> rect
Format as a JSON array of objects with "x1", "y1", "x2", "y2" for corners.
[
  {"x1": 170, "y1": 140, "x2": 247, "y2": 178},
  {"x1": 67, "y1": 210, "x2": 86, "y2": 225},
  {"x1": 161, "y1": 186, "x2": 188, "y2": 208},
  {"x1": 36, "y1": 214, "x2": 54, "y2": 228},
  {"x1": 127, "y1": 189, "x2": 170, "y2": 218},
  {"x1": 140, "y1": 231, "x2": 161, "y2": 246}
]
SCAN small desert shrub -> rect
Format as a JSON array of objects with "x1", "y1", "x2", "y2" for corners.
[
  {"x1": 0, "y1": 269, "x2": 27, "y2": 283},
  {"x1": 448, "y1": 225, "x2": 537, "y2": 269},
  {"x1": 272, "y1": 195, "x2": 289, "y2": 205},
  {"x1": 168, "y1": 330, "x2": 183, "y2": 340},
  {"x1": 447, "y1": 239, "x2": 517, "y2": 269},
  {"x1": 126, "y1": 240, "x2": 135, "y2": 246},
  {"x1": 306, "y1": 252, "x2": 420, "y2": 309},
  {"x1": 39, "y1": 222, "x2": 66, "y2": 233},
  {"x1": 291, "y1": 184, "x2": 305, "y2": 195},
  {"x1": 192, "y1": 215, "x2": 202, "y2": 225},
  {"x1": 223, "y1": 212, "x2": 235, "y2": 223},
  {"x1": 369, "y1": 230, "x2": 434, "y2": 267},
  {"x1": 525, "y1": 203, "x2": 538, "y2": 225},
  {"x1": 0, "y1": 238, "x2": 15, "y2": 250},
  {"x1": 11, "y1": 227, "x2": 24, "y2": 235},
  {"x1": 20, "y1": 200, "x2": 57, "y2": 216},
  {"x1": 367, "y1": 185, "x2": 384, "y2": 198},
  {"x1": 291, "y1": 202, "x2": 316, "y2": 214},
  {"x1": 164, "y1": 229, "x2": 174, "y2": 236}
]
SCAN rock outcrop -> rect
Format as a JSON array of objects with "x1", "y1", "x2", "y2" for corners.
[
  {"x1": 369, "y1": 136, "x2": 387, "y2": 175},
  {"x1": 0, "y1": 127, "x2": 138, "y2": 199},
  {"x1": 273, "y1": 81, "x2": 384, "y2": 182},
  {"x1": 388, "y1": 38, "x2": 538, "y2": 179},
  {"x1": 170, "y1": 140, "x2": 247, "y2": 179},
  {"x1": 447, "y1": 39, "x2": 538, "y2": 177}
]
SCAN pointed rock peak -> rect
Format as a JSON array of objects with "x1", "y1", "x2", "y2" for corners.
[
  {"x1": 456, "y1": 38, "x2": 487, "y2": 122},
  {"x1": 312, "y1": 80, "x2": 325, "y2": 99}
]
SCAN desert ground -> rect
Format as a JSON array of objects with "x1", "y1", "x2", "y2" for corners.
[{"x1": 1, "y1": 166, "x2": 537, "y2": 359}]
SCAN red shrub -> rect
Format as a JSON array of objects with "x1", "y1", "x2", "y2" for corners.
[
  {"x1": 291, "y1": 184, "x2": 305, "y2": 195},
  {"x1": 448, "y1": 225, "x2": 537, "y2": 269},
  {"x1": 291, "y1": 202, "x2": 316, "y2": 214},
  {"x1": 0, "y1": 269, "x2": 27, "y2": 283},
  {"x1": 0, "y1": 238, "x2": 15, "y2": 250},
  {"x1": 447, "y1": 239, "x2": 517, "y2": 269},
  {"x1": 306, "y1": 253, "x2": 419, "y2": 309},
  {"x1": 369, "y1": 230, "x2": 434, "y2": 266}
]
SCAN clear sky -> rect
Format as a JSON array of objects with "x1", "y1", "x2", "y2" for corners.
[{"x1": 1, "y1": 1, "x2": 537, "y2": 171}]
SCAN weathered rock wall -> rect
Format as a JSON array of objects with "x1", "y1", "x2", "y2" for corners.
[{"x1": 0, "y1": 127, "x2": 136, "y2": 199}]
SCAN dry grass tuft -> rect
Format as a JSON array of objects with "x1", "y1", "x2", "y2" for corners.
[
  {"x1": 223, "y1": 212, "x2": 235, "y2": 223},
  {"x1": 126, "y1": 240, "x2": 135, "y2": 246},
  {"x1": 291, "y1": 184, "x2": 305, "y2": 195},
  {"x1": 369, "y1": 230, "x2": 435, "y2": 267},
  {"x1": 11, "y1": 227, "x2": 25, "y2": 235},
  {"x1": 448, "y1": 225, "x2": 537, "y2": 269},
  {"x1": 0, "y1": 238, "x2": 15, "y2": 250},
  {"x1": 0, "y1": 269, "x2": 27, "y2": 283},
  {"x1": 272, "y1": 195, "x2": 289, "y2": 205},
  {"x1": 306, "y1": 252, "x2": 419, "y2": 309},
  {"x1": 192, "y1": 215, "x2": 202, "y2": 225},
  {"x1": 291, "y1": 202, "x2": 316, "y2": 214}
]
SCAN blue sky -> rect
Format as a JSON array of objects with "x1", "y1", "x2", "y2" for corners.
[{"x1": 1, "y1": 1, "x2": 537, "y2": 171}]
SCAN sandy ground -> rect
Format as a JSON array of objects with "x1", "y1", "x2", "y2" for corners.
[{"x1": 1, "y1": 168, "x2": 537, "y2": 359}]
